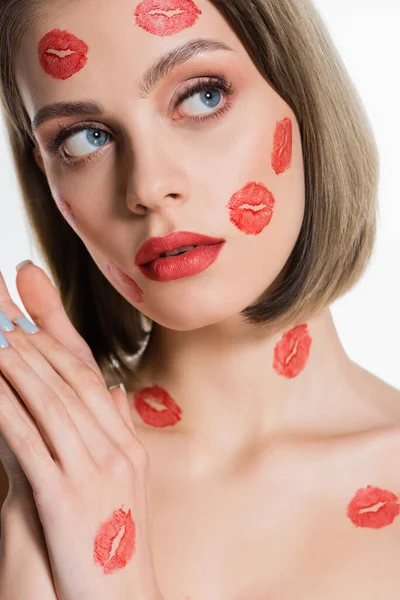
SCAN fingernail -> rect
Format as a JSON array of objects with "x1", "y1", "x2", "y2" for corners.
[
  {"x1": 0, "y1": 310, "x2": 14, "y2": 332},
  {"x1": 0, "y1": 332, "x2": 9, "y2": 348},
  {"x1": 12, "y1": 315, "x2": 40, "y2": 334},
  {"x1": 16, "y1": 260, "x2": 34, "y2": 272}
]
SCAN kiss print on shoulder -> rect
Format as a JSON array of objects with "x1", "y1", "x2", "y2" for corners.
[
  {"x1": 38, "y1": 29, "x2": 88, "y2": 80},
  {"x1": 271, "y1": 117, "x2": 293, "y2": 175},
  {"x1": 106, "y1": 262, "x2": 145, "y2": 304},
  {"x1": 134, "y1": 0, "x2": 202, "y2": 37},
  {"x1": 273, "y1": 323, "x2": 312, "y2": 379},
  {"x1": 347, "y1": 485, "x2": 400, "y2": 529},
  {"x1": 134, "y1": 385, "x2": 183, "y2": 427},
  {"x1": 227, "y1": 181, "x2": 276, "y2": 235},
  {"x1": 93, "y1": 506, "x2": 136, "y2": 574}
]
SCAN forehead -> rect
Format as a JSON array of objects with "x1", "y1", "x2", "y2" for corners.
[{"x1": 16, "y1": 0, "x2": 246, "y2": 119}]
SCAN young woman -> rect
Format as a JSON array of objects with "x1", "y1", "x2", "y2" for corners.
[{"x1": 0, "y1": 0, "x2": 399, "y2": 598}]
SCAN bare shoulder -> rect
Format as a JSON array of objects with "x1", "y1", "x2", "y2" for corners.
[{"x1": 349, "y1": 360, "x2": 400, "y2": 424}]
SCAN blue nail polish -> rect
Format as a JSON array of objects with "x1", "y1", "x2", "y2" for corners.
[
  {"x1": 0, "y1": 310, "x2": 14, "y2": 332},
  {"x1": 12, "y1": 316, "x2": 40, "y2": 334},
  {"x1": 0, "y1": 331, "x2": 9, "y2": 348}
]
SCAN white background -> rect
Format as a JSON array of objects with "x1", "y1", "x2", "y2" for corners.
[{"x1": 0, "y1": 0, "x2": 399, "y2": 389}]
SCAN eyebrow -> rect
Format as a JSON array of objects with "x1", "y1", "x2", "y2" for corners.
[{"x1": 32, "y1": 38, "x2": 235, "y2": 131}]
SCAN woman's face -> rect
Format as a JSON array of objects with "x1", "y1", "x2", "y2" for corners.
[{"x1": 16, "y1": 0, "x2": 305, "y2": 331}]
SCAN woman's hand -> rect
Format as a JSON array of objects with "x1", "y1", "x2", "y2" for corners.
[{"x1": 0, "y1": 263, "x2": 163, "y2": 600}]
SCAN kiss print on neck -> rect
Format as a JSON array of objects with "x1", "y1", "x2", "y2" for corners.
[
  {"x1": 134, "y1": 0, "x2": 201, "y2": 36},
  {"x1": 106, "y1": 262, "x2": 144, "y2": 304},
  {"x1": 273, "y1": 324, "x2": 312, "y2": 379},
  {"x1": 38, "y1": 29, "x2": 88, "y2": 80},
  {"x1": 347, "y1": 485, "x2": 400, "y2": 529},
  {"x1": 227, "y1": 182, "x2": 276, "y2": 235},
  {"x1": 271, "y1": 117, "x2": 293, "y2": 175},
  {"x1": 93, "y1": 506, "x2": 136, "y2": 574},
  {"x1": 134, "y1": 385, "x2": 182, "y2": 427}
]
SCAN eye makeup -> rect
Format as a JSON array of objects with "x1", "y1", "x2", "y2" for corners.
[
  {"x1": 134, "y1": 0, "x2": 202, "y2": 37},
  {"x1": 38, "y1": 29, "x2": 88, "y2": 80}
]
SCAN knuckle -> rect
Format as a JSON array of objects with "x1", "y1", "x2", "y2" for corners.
[
  {"x1": 74, "y1": 363, "x2": 102, "y2": 390},
  {"x1": 9, "y1": 333, "x2": 32, "y2": 353}
]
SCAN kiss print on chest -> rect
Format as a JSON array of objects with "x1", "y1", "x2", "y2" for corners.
[
  {"x1": 271, "y1": 117, "x2": 293, "y2": 175},
  {"x1": 38, "y1": 29, "x2": 88, "y2": 80},
  {"x1": 273, "y1": 324, "x2": 312, "y2": 379},
  {"x1": 93, "y1": 506, "x2": 136, "y2": 574},
  {"x1": 347, "y1": 485, "x2": 400, "y2": 529},
  {"x1": 134, "y1": 0, "x2": 202, "y2": 36},
  {"x1": 106, "y1": 262, "x2": 144, "y2": 304},
  {"x1": 134, "y1": 385, "x2": 182, "y2": 427},
  {"x1": 227, "y1": 182, "x2": 276, "y2": 235}
]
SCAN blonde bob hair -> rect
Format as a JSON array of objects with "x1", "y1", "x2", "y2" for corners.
[{"x1": 0, "y1": 0, "x2": 379, "y2": 387}]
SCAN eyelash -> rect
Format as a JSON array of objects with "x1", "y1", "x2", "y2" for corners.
[{"x1": 46, "y1": 74, "x2": 236, "y2": 169}]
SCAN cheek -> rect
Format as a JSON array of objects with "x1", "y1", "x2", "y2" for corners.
[
  {"x1": 347, "y1": 485, "x2": 400, "y2": 529},
  {"x1": 53, "y1": 192, "x2": 78, "y2": 229},
  {"x1": 273, "y1": 324, "x2": 313, "y2": 379},
  {"x1": 38, "y1": 29, "x2": 88, "y2": 80},
  {"x1": 134, "y1": 0, "x2": 202, "y2": 36},
  {"x1": 106, "y1": 262, "x2": 145, "y2": 305},
  {"x1": 134, "y1": 385, "x2": 183, "y2": 428}
]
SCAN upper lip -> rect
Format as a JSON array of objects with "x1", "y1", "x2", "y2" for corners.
[{"x1": 135, "y1": 231, "x2": 225, "y2": 266}]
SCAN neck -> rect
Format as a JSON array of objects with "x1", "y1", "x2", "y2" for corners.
[{"x1": 129, "y1": 307, "x2": 358, "y2": 455}]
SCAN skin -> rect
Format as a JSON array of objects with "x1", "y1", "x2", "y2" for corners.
[{"x1": 7, "y1": 0, "x2": 400, "y2": 597}]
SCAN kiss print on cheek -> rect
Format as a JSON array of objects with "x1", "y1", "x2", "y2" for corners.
[
  {"x1": 134, "y1": 385, "x2": 182, "y2": 427},
  {"x1": 347, "y1": 485, "x2": 400, "y2": 529},
  {"x1": 93, "y1": 506, "x2": 136, "y2": 574},
  {"x1": 134, "y1": 0, "x2": 201, "y2": 37},
  {"x1": 273, "y1": 324, "x2": 312, "y2": 379},
  {"x1": 38, "y1": 29, "x2": 88, "y2": 80},
  {"x1": 107, "y1": 262, "x2": 144, "y2": 304},
  {"x1": 271, "y1": 117, "x2": 293, "y2": 175},
  {"x1": 54, "y1": 194, "x2": 78, "y2": 229},
  {"x1": 227, "y1": 182, "x2": 276, "y2": 236}
]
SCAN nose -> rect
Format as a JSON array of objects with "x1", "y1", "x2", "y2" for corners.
[{"x1": 124, "y1": 130, "x2": 190, "y2": 216}]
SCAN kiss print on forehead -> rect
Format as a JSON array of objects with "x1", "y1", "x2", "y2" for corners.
[
  {"x1": 271, "y1": 117, "x2": 293, "y2": 175},
  {"x1": 38, "y1": 29, "x2": 88, "y2": 80},
  {"x1": 227, "y1": 182, "x2": 276, "y2": 236},
  {"x1": 93, "y1": 506, "x2": 136, "y2": 574},
  {"x1": 134, "y1": 0, "x2": 201, "y2": 37},
  {"x1": 106, "y1": 262, "x2": 145, "y2": 304},
  {"x1": 273, "y1": 324, "x2": 312, "y2": 379},
  {"x1": 134, "y1": 385, "x2": 183, "y2": 427},
  {"x1": 347, "y1": 485, "x2": 400, "y2": 529}
]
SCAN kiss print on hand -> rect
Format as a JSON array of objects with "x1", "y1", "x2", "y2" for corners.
[
  {"x1": 38, "y1": 29, "x2": 88, "y2": 80},
  {"x1": 93, "y1": 506, "x2": 136, "y2": 574},
  {"x1": 134, "y1": 0, "x2": 202, "y2": 37},
  {"x1": 271, "y1": 117, "x2": 293, "y2": 175},
  {"x1": 107, "y1": 262, "x2": 145, "y2": 304},
  {"x1": 227, "y1": 182, "x2": 276, "y2": 236},
  {"x1": 347, "y1": 485, "x2": 400, "y2": 529},
  {"x1": 273, "y1": 324, "x2": 313, "y2": 379},
  {"x1": 134, "y1": 385, "x2": 183, "y2": 427}
]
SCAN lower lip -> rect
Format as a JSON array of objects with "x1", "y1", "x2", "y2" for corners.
[
  {"x1": 38, "y1": 29, "x2": 88, "y2": 80},
  {"x1": 93, "y1": 507, "x2": 136, "y2": 574},
  {"x1": 134, "y1": 0, "x2": 201, "y2": 37},
  {"x1": 138, "y1": 242, "x2": 225, "y2": 282},
  {"x1": 347, "y1": 485, "x2": 400, "y2": 529}
]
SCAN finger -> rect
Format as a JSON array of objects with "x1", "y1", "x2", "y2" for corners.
[
  {"x1": 109, "y1": 383, "x2": 136, "y2": 434},
  {"x1": 13, "y1": 264, "x2": 106, "y2": 383}
]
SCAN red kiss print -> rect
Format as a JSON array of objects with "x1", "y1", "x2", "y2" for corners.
[
  {"x1": 106, "y1": 262, "x2": 144, "y2": 304},
  {"x1": 38, "y1": 29, "x2": 88, "y2": 80},
  {"x1": 347, "y1": 485, "x2": 400, "y2": 529},
  {"x1": 273, "y1": 324, "x2": 312, "y2": 379},
  {"x1": 53, "y1": 193, "x2": 77, "y2": 229},
  {"x1": 93, "y1": 507, "x2": 136, "y2": 574},
  {"x1": 271, "y1": 117, "x2": 293, "y2": 175},
  {"x1": 227, "y1": 181, "x2": 276, "y2": 235},
  {"x1": 134, "y1": 385, "x2": 182, "y2": 427},
  {"x1": 134, "y1": 0, "x2": 201, "y2": 37}
]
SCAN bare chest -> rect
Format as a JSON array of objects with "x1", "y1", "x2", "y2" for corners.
[{"x1": 145, "y1": 435, "x2": 400, "y2": 600}]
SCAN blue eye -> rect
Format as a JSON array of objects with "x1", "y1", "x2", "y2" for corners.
[{"x1": 63, "y1": 128, "x2": 110, "y2": 159}]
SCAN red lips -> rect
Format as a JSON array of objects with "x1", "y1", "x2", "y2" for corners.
[
  {"x1": 134, "y1": 385, "x2": 182, "y2": 427},
  {"x1": 93, "y1": 507, "x2": 136, "y2": 574},
  {"x1": 38, "y1": 29, "x2": 88, "y2": 80},
  {"x1": 347, "y1": 485, "x2": 400, "y2": 529},
  {"x1": 134, "y1": 0, "x2": 202, "y2": 36}
]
